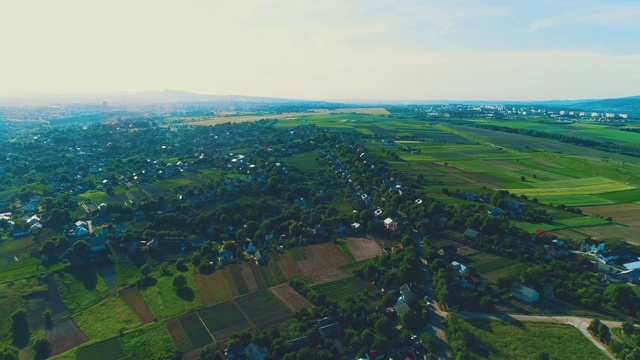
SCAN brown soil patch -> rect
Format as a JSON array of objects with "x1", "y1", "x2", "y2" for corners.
[
  {"x1": 119, "y1": 286, "x2": 154, "y2": 323},
  {"x1": 46, "y1": 319, "x2": 89, "y2": 355},
  {"x1": 195, "y1": 270, "x2": 234, "y2": 306},
  {"x1": 580, "y1": 203, "x2": 640, "y2": 225},
  {"x1": 269, "y1": 283, "x2": 313, "y2": 312},
  {"x1": 238, "y1": 262, "x2": 269, "y2": 293},
  {"x1": 297, "y1": 243, "x2": 351, "y2": 284},
  {"x1": 345, "y1": 237, "x2": 383, "y2": 261},
  {"x1": 456, "y1": 245, "x2": 480, "y2": 257},
  {"x1": 277, "y1": 252, "x2": 302, "y2": 280},
  {"x1": 165, "y1": 318, "x2": 192, "y2": 352}
]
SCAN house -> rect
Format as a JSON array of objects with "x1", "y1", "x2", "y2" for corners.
[
  {"x1": 596, "y1": 249, "x2": 634, "y2": 264},
  {"x1": 26, "y1": 214, "x2": 41, "y2": 225},
  {"x1": 317, "y1": 317, "x2": 342, "y2": 338},
  {"x1": 513, "y1": 284, "x2": 539, "y2": 303},
  {"x1": 623, "y1": 259, "x2": 640, "y2": 270},
  {"x1": 88, "y1": 237, "x2": 107, "y2": 252},
  {"x1": 384, "y1": 217, "x2": 398, "y2": 231},
  {"x1": 581, "y1": 238, "x2": 605, "y2": 253},
  {"x1": 146, "y1": 238, "x2": 159, "y2": 250},
  {"x1": 254, "y1": 250, "x2": 267, "y2": 265},
  {"x1": 219, "y1": 250, "x2": 234, "y2": 264},
  {"x1": 393, "y1": 300, "x2": 411, "y2": 317},
  {"x1": 29, "y1": 222, "x2": 43, "y2": 232},
  {"x1": 464, "y1": 228, "x2": 480, "y2": 238},
  {"x1": 617, "y1": 269, "x2": 640, "y2": 285},
  {"x1": 399, "y1": 284, "x2": 413, "y2": 300},
  {"x1": 244, "y1": 342, "x2": 268, "y2": 360},
  {"x1": 225, "y1": 345, "x2": 244, "y2": 360},
  {"x1": 487, "y1": 207, "x2": 503, "y2": 217},
  {"x1": 287, "y1": 336, "x2": 311, "y2": 350},
  {"x1": 451, "y1": 261, "x2": 470, "y2": 275},
  {"x1": 331, "y1": 338, "x2": 349, "y2": 355},
  {"x1": 245, "y1": 241, "x2": 258, "y2": 255}
]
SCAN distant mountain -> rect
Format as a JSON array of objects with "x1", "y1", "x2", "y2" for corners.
[
  {"x1": 524, "y1": 96, "x2": 640, "y2": 114},
  {"x1": 0, "y1": 89, "x2": 302, "y2": 106}
]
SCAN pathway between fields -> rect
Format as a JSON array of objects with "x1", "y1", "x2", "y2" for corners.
[{"x1": 457, "y1": 312, "x2": 621, "y2": 360}]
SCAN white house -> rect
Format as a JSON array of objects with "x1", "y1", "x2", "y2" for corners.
[{"x1": 513, "y1": 285, "x2": 539, "y2": 303}]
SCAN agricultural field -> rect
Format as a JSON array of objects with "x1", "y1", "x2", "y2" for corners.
[
  {"x1": 75, "y1": 337, "x2": 124, "y2": 360},
  {"x1": 121, "y1": 323, "x2": 177, "y2": 360},
  {"x1": 344, "y1": 236, "x2": 384, "y2": 261},
  {"x1": 466, "y1": 252, "x2": 517, "y2": 274},
  {"x1": 459, "y1": 318, "x2": 609, "y2": 360},
  {"x1": 294, "y1": 242, "x2": 352, "y2": 284},
  {"x1": 74, "y1": 294, "x2": 143, "y2": 341},
  {"x1": 311, "y1": 276, "x2": 378, "y2": 304},
  {"x1": 197, "y1": 301, "x2": 248, "y2": 340},
  {"x1": 46, "y1": 319, "x2": 89, "y2": 356},
  {"x1": 139, "y1": 266, "x2": 204, "y2": 321},
  {"x1": 119, "y1": 286, "x2": 155, "y2": 323},
  {"x1": 269, "y1": 283, "x2": 313, "y2": 311},
  {"x1": 235, "y1": 289, "x2": 293, "y2": 329},
  {"x1": 194, "y1": 270, "x2": 235, "y2": 306}
]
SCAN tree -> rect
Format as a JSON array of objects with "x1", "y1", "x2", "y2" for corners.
[
  {"x1": 520, "y1": 176, "x2": 526, "y2": 182},
  {"x1": 173, "y1": 274, "x2": 188, "y2": 289},
  {"x1": 140, "y1": 264, "x2": 152, "y2": 278},
  {"x1": 192, "y1": 252, "x2": 202, "y2": 267},
  {"x1": 623, "y1": 321, "x2": 635, "y2": 336},
  {"x1": 537, "y1": 351, "x2": 549, "y2": 360},
  {"x1": 0, "y1": 346, "x2": 19, "y2": 360},
  {"x1": 400, "y1": 309, "x2": 422, "y2": 331},
  {"x1": 175, "y1": 258, "x2": 188, "y2": 272},
  {"x1": 10, "y1": 308, "x2": 28, "y2": 328},
  {"x1": 32, "y1": 337, "x2": 50, "y2": 354},
  {"x1": 199, "y1": 343, "x2": 222, "y2": 360},
  {"x1": 420, "y1": 332, "x2": 437, "y2": 352}
]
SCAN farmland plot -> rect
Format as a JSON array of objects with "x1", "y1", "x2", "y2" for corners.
[
  {"x1": 311, "y1": 276, "x2": 377, "y2": 303},
  {"x1": 75, "y1": 337, "x2": 124, "y2": 360},
  {"x1": 269, "y1": 283, "x2": 313, "y2": 311},
  {"x1": 194, "y1": 270, "x2": 234, "y2": 306},
  {"x1": 198, "y1": 301, "x2": 251, "y2": 343},
  {"x1": 120, "y1": 286, "x2": 154, "y2": 323},
  {"x1": 296, "y1": 243, "x2": 351, "y2": 283},
  {"x1": 345, "y1": 237, "x2": 383, "y2": 261},
  {"x1": 236, "y1": 290, "x2": 293, "y2": 329},
  {"x1": 46, "y1": 319, "x2": 89, "y2": 356}
]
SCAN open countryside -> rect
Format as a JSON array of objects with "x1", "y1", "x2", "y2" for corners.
[{"x1": 2, "y1": 101, "x2": 640, "y2": 360}]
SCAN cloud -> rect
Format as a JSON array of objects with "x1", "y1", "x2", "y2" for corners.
[{"x1": 529, "y1": 2, "x2": 640, "y2": 32}]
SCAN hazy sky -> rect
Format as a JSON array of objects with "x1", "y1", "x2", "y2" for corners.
[{"x1": 0, "y1": 0, "x2": 638, "y2": 101}]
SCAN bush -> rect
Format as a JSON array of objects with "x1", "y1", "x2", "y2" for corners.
[
  {"x1": 10, "y1": 308, "x2": 28, "y2": 328},
  {"x1": 32, "y1": 337, "x2": 50, "y2": 354},
  {"x1": 173, "y1": 274, "x2": 188, "y2": 289},
  {"x1": 175, "y1": 259, "x2": 188, "y2": 272}
]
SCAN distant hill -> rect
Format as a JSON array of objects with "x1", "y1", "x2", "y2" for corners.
[
  {"x1": 525, "y1": 96, "x2": 640, "y2": 114},
  {"x1": 0, "y1": 89, "x2": 304, "y2": 106}
]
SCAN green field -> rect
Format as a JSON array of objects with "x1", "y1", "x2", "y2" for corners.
[
  {"x1": 311, "y1": 276, "x2": 377, "y2": 303},
  {"x1": 74, "y1": 294, "x2": 143, "y2": 341},
  {"x1": 75, "y1": 337, "x2": 124, "y2": 360},
  {"x1": 121, "y1": 323, "x2": 177, "y2": 360},
  {"x1": 460, "y1": 318, "x2": 609, "y2": 360},
  {"x1": 140, "y1": 267, "x2": 204, "y2": 320}
]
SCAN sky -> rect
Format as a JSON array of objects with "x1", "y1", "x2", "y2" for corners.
[{"x1": 0, "y1": 0, "x2": 638, "y2": 101}]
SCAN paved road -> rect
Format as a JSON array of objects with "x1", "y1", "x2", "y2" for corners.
[
  {"x1": 458, "y1": 312, "x2": 622, "y2": 360},
  {"x1": 412, "y1": 231, "x2": 450, "y2": 360}
]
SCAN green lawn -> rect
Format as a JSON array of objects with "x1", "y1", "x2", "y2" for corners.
[
  {"x1": 74, "y1": 294, "x2": 143, "y2": 341},
  {"x1": 460, "y1": 318, "x2": 609, "y2": 360},
  {"x1": 54, "y1": 269, "x2": 112, "y2": 313},
  {"x1": 121, "y1": 323, "x2": 177, "y2": 360},
  {"x1": 139, "y1": 269, "x2": 204, "y2": 321}
]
